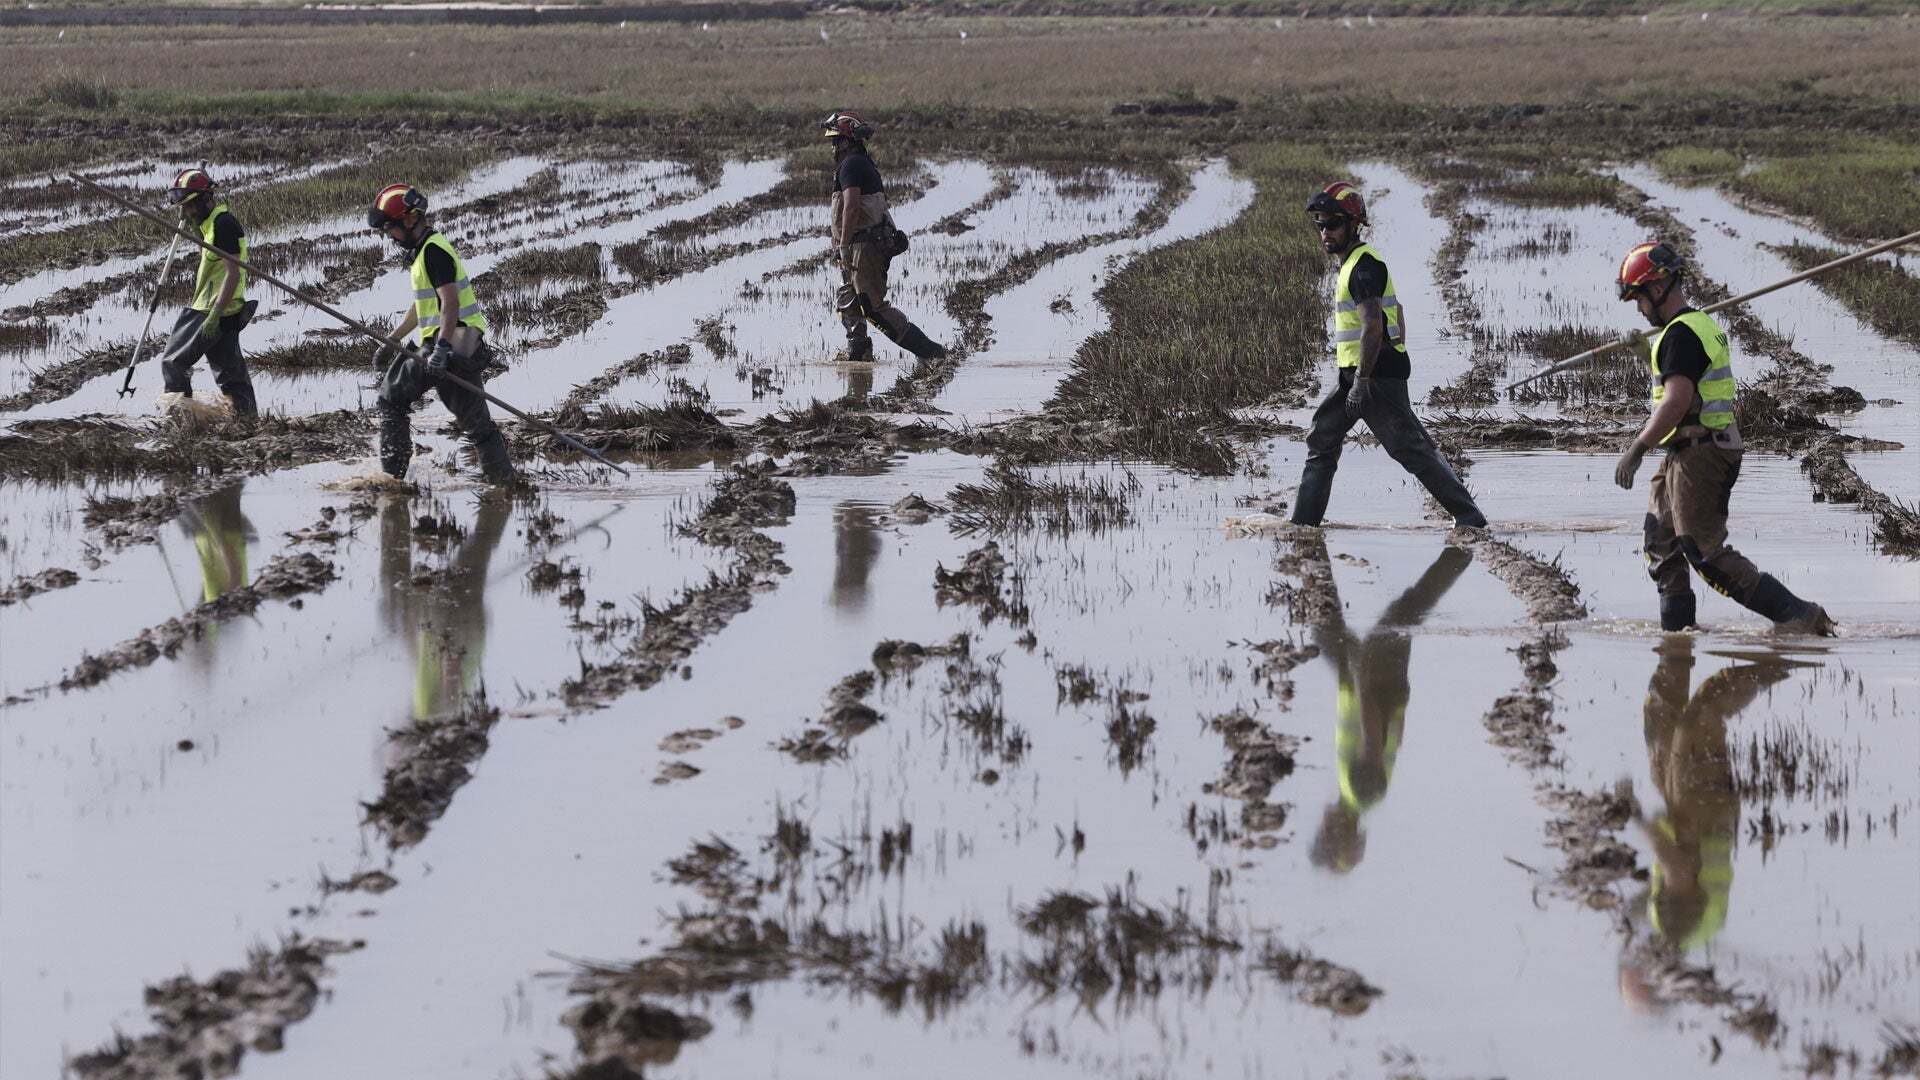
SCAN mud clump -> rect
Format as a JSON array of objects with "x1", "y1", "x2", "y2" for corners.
[
  {"x1": 1259, "y1": 943, "x2": 1383, "y2": 1015},
  {"x1": 1481, "y1": 631, "x2": 1568, "y2": 770},
  {"x1": 0, "y1": 565, "x2": 80, "y2": 606},
  {"x1": 1543, "y1": 786, "x2": 1639, "y2": 904},
  {"x1": 1455, "y1": 533, "x2": 1587, "y2": 622},
  {"x1": 59, "y1": 553, "x2": 336, "y2": 691},
  {"x1": 82, "y1": 490, "x2": 182, "y2": 547},
  {"x1": 1267, "y1": 529, "x2": 1339, "y2": 626},
  {"x1": 1204, "y1": 708, "x2": 1300, "y2": 835},
  {"x1": 933, "y1": 541, "x2": 1029, "y2": 627},
  {"x1": 362, "y1": 691, "x2": 502, "y2": 849},
  {"x1": 777, "y1": 669, "x2": 883, "y2": 763},
  {"x1": 872, "y1": 633, "x2": 968, "y2": 678},
  {"x1": 559, "y1": 994, "x2": 714, "y2": 1079},
  {"x1": 1244, "y1": 637, "x2": 1318, "y2": 700},
  {"x1": 66, "y1": 936, "x2": 363, "y2": 1080}
]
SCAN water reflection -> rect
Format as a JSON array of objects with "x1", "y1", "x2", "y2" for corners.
[
  {"x1": 176, "y1": 482, "x2": 254, "y2": 675},
  {"x1": 1309, "y1": 544, "x2": 1472, "y2": 874},
  {"x1": 838, "y1": 361, "x2": 875, "y2": 403},
  {"x1": 378, "y1": 494, "x2": 511, "y2": 719},
  {"x1": 829, "y1": 502, "x2": 883, "y2": 614},
  {"x1": 1618, "y1": 639, "x2": 1816, "y2": 1009}
]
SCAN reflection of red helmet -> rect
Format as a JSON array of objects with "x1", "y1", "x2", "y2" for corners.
[
  {"x1": 819, "y1": 108, "x2": 874, "y2": 142},
  {"x1": 167, "y1": 167, "x2": 216, "y2": 205},
  {"x1": 368, "y1": 182, "x2": 428, "y2": 230},
  {"x1": 1306, "y1": 180, "x2": 1367, "y2": 225},
  {"x1": 1617, "y1": 241, "x2": 1686, "y2": 300}
]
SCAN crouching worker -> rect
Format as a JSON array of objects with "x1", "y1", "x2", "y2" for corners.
[
  {"x1": 161, "y1": 168, "x2": 259, "y2": 416},
  {"x1": 367, "y1": 183, "x2": 514, "y2": 483}
]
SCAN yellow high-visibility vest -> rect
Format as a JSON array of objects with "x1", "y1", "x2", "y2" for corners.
[
  {"x1": 1649, "y1": 310, "x2": 1735, "y2": 441},
  {"x1": 1333, "y1": 242, "x2": 1405, "y2": 369},
  {"x1": 410, "y1": 232, "x2": 486, "y2": 344},
  {"x1": 190, "y1": 202, "x2": 248, "y2": 316}
]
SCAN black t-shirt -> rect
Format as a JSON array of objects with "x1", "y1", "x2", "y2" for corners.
[
  {"x1": 415, "y1": 238, "x2": 459, "y2": 289},
  {"x1": 1345, "y1": 250, "x2": 1411, "y2": 380},
  {"x1": 211, "y1": 211, "x2": 244, "y2": 256},
  {"x1": 834, "y1": 152, "x2": 884, "y2": 195}
]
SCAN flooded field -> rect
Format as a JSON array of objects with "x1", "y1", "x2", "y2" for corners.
[{"x1": 2, "y1": 143, "x2": 1916, "y2": 1080}]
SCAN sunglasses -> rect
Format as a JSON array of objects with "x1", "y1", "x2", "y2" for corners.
[{"x1": 1312, "y1": 217, "x2": 1348, "y2": 231}]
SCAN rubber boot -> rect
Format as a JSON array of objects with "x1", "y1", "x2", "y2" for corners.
[
  {"x1": 845, "y1": 333, "x2": 873, "y2": 364},
  {"x1": 378, "y1": 405, "x2": 413, "y2": 479},
  {"x1": 1659, "y1": 592, "x2": 1697, "y2": 632},
  {"x1": 472, "y1": 428, "x2": 515, "y2": 484},
  {"x1": 895, "y1": 323, "x2": 947, "y2": 361},
  {"x1": 1744, "y1": 573, "x2": 1822, "y2": 628}
]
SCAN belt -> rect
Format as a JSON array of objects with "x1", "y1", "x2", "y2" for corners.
[{"x1": 1664, "y1": 427, "x2": 1733, "y2": 452}]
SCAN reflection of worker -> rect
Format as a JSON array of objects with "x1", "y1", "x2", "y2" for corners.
[
  {"x1": 377, "y1": 496, "x2": 510, "y2": 719},
  {"x1": 829, "y1": 502, "x2": 882, "y2": 612},
  {"x1": 822, "y1": 109, "x2": 946, "y2": 363},
  {"x1": 1610, "y1": 242, "x2": 1832, "y2": 635},
  {"x1": 1309, "y1": 543, "x2": 1472, "y2": 873},
  {"x1": 367, "y1": 183, "x2": 515, "y2": 483},
  {"x1": 1618, "y1": 639, "x2": 1811, "y2": 1009},
  {"x1": 182, "y1": 482, "x2": 253, "y2": 601},
  {"x1": 159, "y1": 168, "x2": 258, "y2": 416},
  {"x1": 1290, "y1": 180, "x2": 1486, "y2": 530}
]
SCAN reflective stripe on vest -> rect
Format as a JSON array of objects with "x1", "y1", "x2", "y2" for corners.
[
  {"x1": 410, "y1": 232, "x2": 487, "y2": 343},
  {"x1": 191, "y1": 203, "x2": 248, "y2": 316},
  {"x1": 1649, "y1": 820, "x2": 1733, "y2": 951},
  {"x1": 1649, "y1": 310, "x2": 1735, "y2": 442},
  {"x1": 1334, "y1": 680, "x2": 1403, "y2": 813},
  {"x1": 1333, "y1": 242, "x2": 1405, "y2": 368}
]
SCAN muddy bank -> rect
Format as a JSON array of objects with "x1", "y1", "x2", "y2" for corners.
[
  {"x1": 561, "y1": 463, "x2": 794, "y2": 708},
  {"x1": 362, "y1": 692, "x2": 503, "y2": 849},
  {"x1": 932, "y1": 540, "x2": 1029, "y2": 627},
  {"x1": 0, "y1": 337, "x2": 143, "y2": 412},
  {"x1": 1203, "y1": 706, "x2": 1302, "y2": 840},
  {"x1": 46, "y1": 551, "x2": 334, "y2": 692},
  {"x1": 0, "y1": 410, "x2": 370, "y2": 480},
  {"x1": 776, "y1": 667, "x2": 885, "y2": 762},
  {"x1": 1455, "y1": 532, "x2": 1588, "y2": 622},
  {"x1": 1800, "y1": 441, "x2": 1920, "y2": 556},
  {"x1": 66, "y1": 936, "x2": 364, "y2": 1080}
]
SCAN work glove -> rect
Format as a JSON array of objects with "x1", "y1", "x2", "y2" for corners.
[
  {"x1": 197, "y1": 313, "x2": 224, "y2": 343},
  {"x1": 1343, "y1": 375, "x2": 1373, "y2": 419},
  {"x1": 425, "y1": 339, "x2": 455, "y2": 380},
  {"x1": 1614, "y1": 438, "x2": 1649, "y2": 490}
]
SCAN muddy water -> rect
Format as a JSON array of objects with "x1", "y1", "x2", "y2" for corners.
[
  {"x1": 935, "y1": 160, "x2": 1254, "y2": 424},
  {"x1": 1619, "y1": 166, "x2": 1920, "y2": 504},
  {"x1": 0, "y1": 458, "x2": 739, "y2": 1076}
]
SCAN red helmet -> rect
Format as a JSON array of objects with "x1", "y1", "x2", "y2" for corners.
[
  {"x1": 1306, "y1": 180, "x2": 1366, "y2": 226},
  {"x1": 368, "y1": 182, "x2": 428, "y2": 230},
  {"x1": 1617, "y1": 241, "x2": 1686, "y2": 301},
  {"x1": 167, "y1": 167, "x2": 216, "y2": 205},
  {"x1": 819, "y1": 108, "x2": 874, "y2": 142}
]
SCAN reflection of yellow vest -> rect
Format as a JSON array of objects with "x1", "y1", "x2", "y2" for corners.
[
  {"x1": 192, "y1": 516, "x2": 249, "y2": 601},
  {"x1": 413, "y1": 627, "x2": 484, "y2": 720},
  {"x1": 191, "y1": 203, "x2": 248, "y2": 316},
  {"x1": 1649, "y1": 817, "x2": 1733, "y2": 951},
  {"x1": 1335, "y1": 681, "x2": 1403, "y2": 812},
  {"x1": 1649, "y1": 310, "x2": 1734, "y2": 442},
  {"x1": 1333, "y1": 242, "x2": 1405, "y2": 369},
  {"x1": 409, "y1": 232, "x2": 486, "y2": 344}
]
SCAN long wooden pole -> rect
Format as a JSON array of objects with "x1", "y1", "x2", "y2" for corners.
[
  {"x1": 69, "y1": 172, "x2": 632, "y2": 477},
  {"x1": 117, "y1": 223, "x2": 185, "y2": 397},
  {"x1": 1505, "y1": 227, "x2": 1920, "y2": 393}
]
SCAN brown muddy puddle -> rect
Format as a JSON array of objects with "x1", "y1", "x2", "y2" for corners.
[{"x1": 4, "y1": 149, "x2": 1918, "y2": 1080}]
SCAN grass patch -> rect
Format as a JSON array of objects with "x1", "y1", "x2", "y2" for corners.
[
  {"x1": 1772, "y1": 241, "x2": 1920, "y2": 350},
  {"x1": 33, "y1": 74, "x2": 117, "y2": 110},
  {"x1": 1045, "y1": 142, "x2": 1338, "y2": 467},
  {"x1": 1, "y1": 147, "x2": 490, "y2": 286},
  {"x1": 947, "y1": 463, "x2": 1138, "y2": 536},
  {"x1": 1730, "y1": 141, "x2": 1920, "y2": 239},
  {"x1": 1478, "y1": 166, "x2": 1620, "y2": 208},
  {"x1": 1651, "y1": 145, "x2": 1743, "y2": 185}
]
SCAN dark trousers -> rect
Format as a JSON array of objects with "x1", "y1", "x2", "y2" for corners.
[
  {"x1": 1290, "y1": 369, "x2": 1486, "y2": 528},
  {"x1": 377, "y1": 343, "x2": 512, "y2": 481},
  {"x1": 161, "y1": 307, "x2": 257, "y2": 416}
]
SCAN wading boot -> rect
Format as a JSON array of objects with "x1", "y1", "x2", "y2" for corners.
[
  {"x1": 844, "y1": 334, "x2": 874, "y2": 364},
  {"x1": 1659, "y1": 592, "x2": 1697, "y2": 632},
  {"x1": 1775, "y1": 601, "x2": 1837, "y2": 637},
  {"x1": 378, "y1": 405, "x2": 413, "y2": 479},
  {"x1": 896, "y1": 323, "x2": 948, "y2": 361},
  {"x1": 473, "y1": 429, "x2": 515, "y2": 484},
  {"x1": 1745, "y1": 573, "x2": 1834, "y2": 635}
]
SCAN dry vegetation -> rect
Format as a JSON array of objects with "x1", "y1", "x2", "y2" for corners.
[{"x1": 5, "y1": 15, "x2": 1920, "y2": 119}]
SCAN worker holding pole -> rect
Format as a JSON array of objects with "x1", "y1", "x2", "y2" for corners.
[
  {"x1": 366, "y1": 183, "x2": 515, "y2": 484},
  {"x1": 159, "y1": 168, "x2": 259, "y2": 417},
  {"x1": 1611, "y1": 241, "x2": 1833, "y2": 635}
]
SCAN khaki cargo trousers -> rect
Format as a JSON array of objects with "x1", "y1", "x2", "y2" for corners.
[
  {"x1": 839, "y1": 241, "x2": 909, "y2": 342},
  {"x1": 1643, "y1": 441, "x2": 1764, "y2": 603}
]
